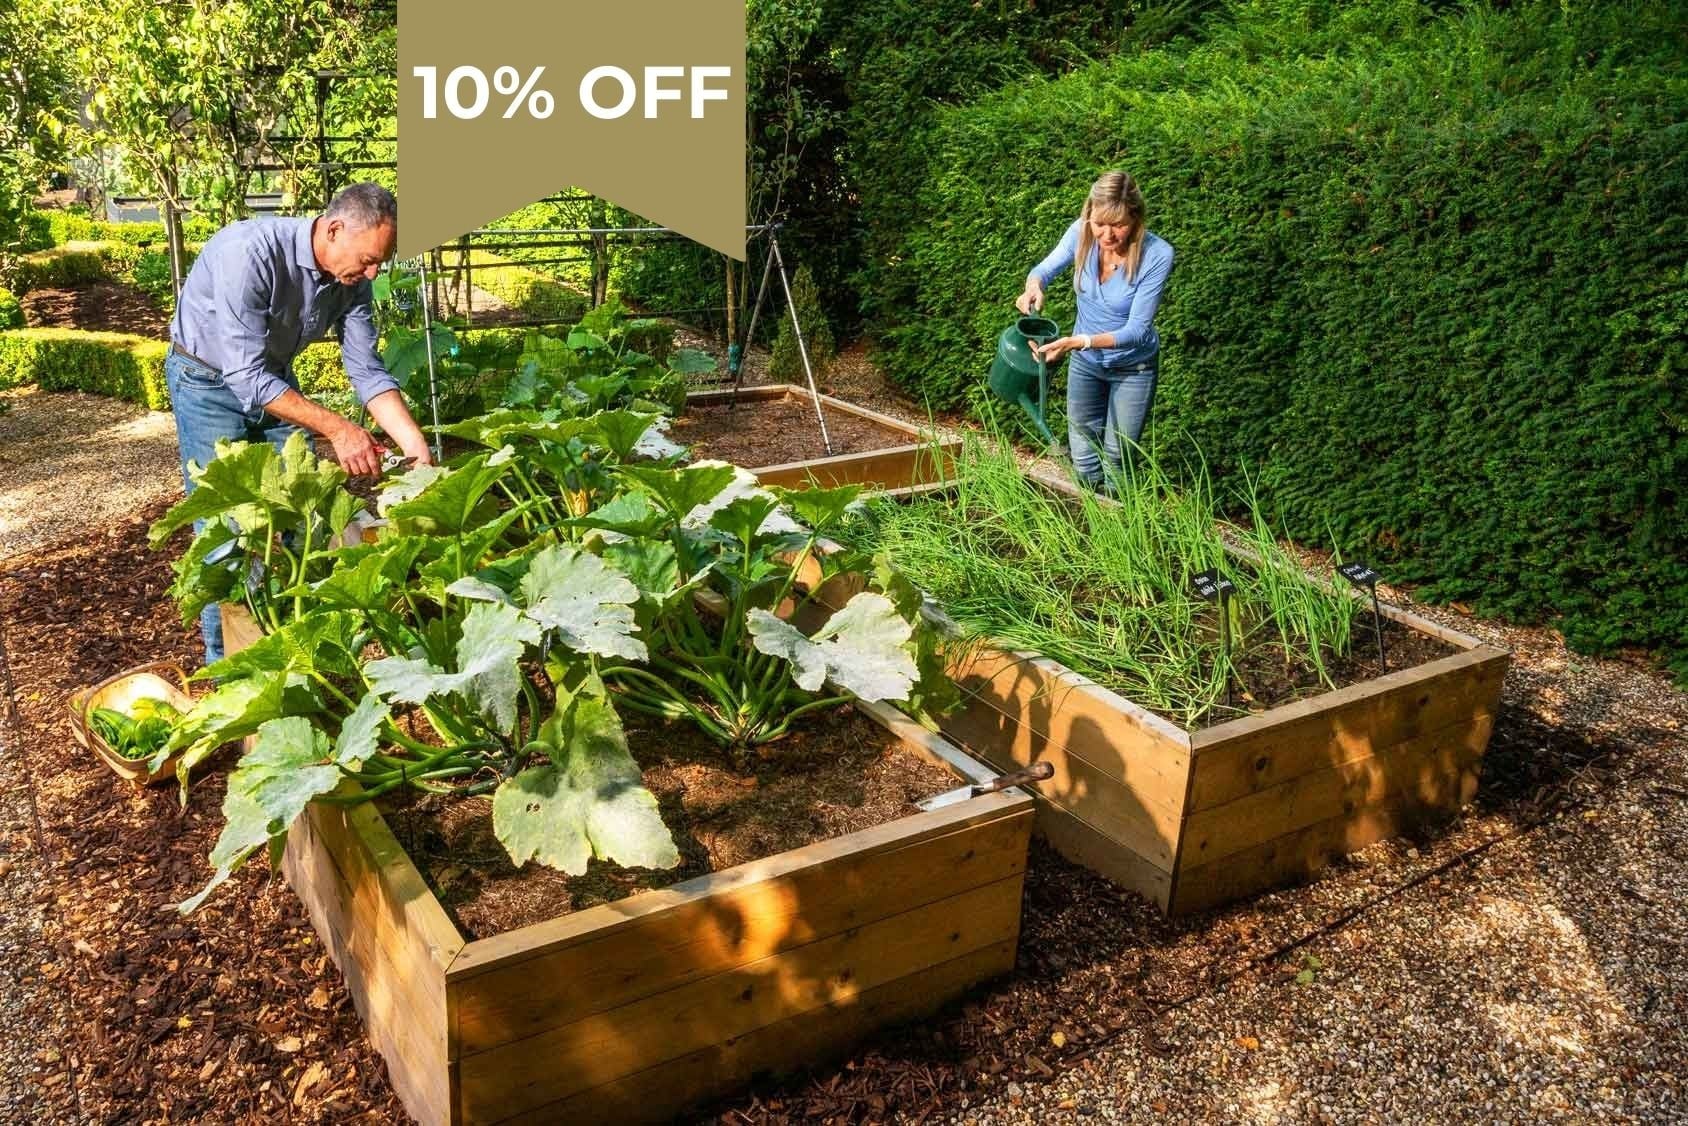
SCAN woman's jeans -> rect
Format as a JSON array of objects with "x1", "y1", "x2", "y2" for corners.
[
  {"x1": 164, "y1": 348, "x2": 300, "y2": 664},
  {"x1": 1066, "y1": 351, "x2": 1158, "y2": 485}
]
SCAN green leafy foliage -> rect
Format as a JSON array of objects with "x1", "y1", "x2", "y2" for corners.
[
  {"x1": 868, "y1": 0, "x2": 1688, "y2": 678},
  {"x1": 768, "y1": 264, "x2": 835, "y2": 384},
  {"x1": 0, "y1": 329, "x2": 171, "y2": 409},
  {"x1": 158, "y1": 388, "x2": 965, "y2": 904},
  {"x1": 155, "y1": 401, "x2": 954, "y2": 910}
]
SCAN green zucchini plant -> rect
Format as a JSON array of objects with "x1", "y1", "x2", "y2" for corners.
[
  {"x1": 148, "y1": 430, "x2": 364, "y2": 636},
  {"x1": 153, "y1": 405, "x2": 955, "y2": 912},
  {"x1": 378, "y1": 285, "x2": 706, "y2": 425}
]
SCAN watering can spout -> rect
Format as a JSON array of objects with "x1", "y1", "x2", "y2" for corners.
[{"x1": 988, "y1": 314, "x2": 1061, "y2": 446}]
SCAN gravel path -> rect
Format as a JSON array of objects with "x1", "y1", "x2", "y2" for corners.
[{"x1": 0, "y1": 388, "x2": 181, "y2": 560}]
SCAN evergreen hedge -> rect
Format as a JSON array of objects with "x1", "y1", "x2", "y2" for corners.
[
  {"x1": 29, "y1": 209, "x2": 216, "y2": 248},
  {"x1": 0, "y1": 329, "x2": 171, "y2": 410},
  {"x1": 873, "y1": 0, "x2": 1688, "y2": 674}
]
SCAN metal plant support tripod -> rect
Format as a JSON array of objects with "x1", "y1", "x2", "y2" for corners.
[
  {"x1": 400, "y1": 220, "x2": 835, "y2": 462},
  {"x1": 729, "y1": 223, "x2": 833, "y2": 455}
]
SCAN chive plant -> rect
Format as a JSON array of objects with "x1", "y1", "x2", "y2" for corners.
[{"x1": 856, "y1": 430, "x2": 1359, "y2": 727}]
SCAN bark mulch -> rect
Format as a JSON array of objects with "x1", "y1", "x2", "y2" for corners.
[
  {"x1": 3, "y1": 377, "x2": 1682, "y2": 1122},
  {"x1": 20, "y1": 282, "x2": 169, "y2": 339},
  {"x1": 0, "y1": 499, "x2": 405, "y2": 1123}
]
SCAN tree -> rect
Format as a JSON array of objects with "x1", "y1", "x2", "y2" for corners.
[
  {"x1": 0, "y1": 0, "x2": 75, "y2": 269},
  {"x1": 55, "y1": 0, "x2": 352, "y2": 284}
]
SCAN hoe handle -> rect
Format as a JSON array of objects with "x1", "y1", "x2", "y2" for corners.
[{"x1": 971, "y1": 760, "x2": 1054, "y2": 797}]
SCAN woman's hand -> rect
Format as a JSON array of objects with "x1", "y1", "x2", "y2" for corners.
[
  {"x1": 1031, "y1": 335, "x2": 1088, "y2": 362},
  {"x1": 1016, "y1": 279, "x2": 1045, "y2": 315}
]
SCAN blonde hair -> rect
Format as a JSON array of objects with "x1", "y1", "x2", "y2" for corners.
[{"x1": 1074, "y1": 171, "x2": 1147, "y2": 292}]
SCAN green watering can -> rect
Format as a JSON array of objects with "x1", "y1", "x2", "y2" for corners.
[{"x1": 988, "y1": 313, "x2": 1061, "y2": 445}]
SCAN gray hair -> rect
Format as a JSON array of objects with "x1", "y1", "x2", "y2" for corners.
[{"x1": 324, "y1": 182, "x2": 397, "y2": 231}]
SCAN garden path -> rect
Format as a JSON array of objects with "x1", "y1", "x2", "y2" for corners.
[{"x1": 0, "y1": 387, "x2": 180, "y2": 558}]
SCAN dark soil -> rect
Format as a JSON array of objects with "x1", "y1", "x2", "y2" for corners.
[
  {"x1": 670, "y1": 396, "x2": 919, "y2": 467},
  {"x1": 20, "y1": 282, "x2": 169, "y2": 339},
  {"x1": 381, "y1": 708, "x2": 960, "y2": 940},
  {"x1": 1215, "y1": 615, "x2": 1458, "y2": 725}
]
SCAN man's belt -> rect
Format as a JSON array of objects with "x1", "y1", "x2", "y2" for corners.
[{"x1": 167, "y1": 343, "x2": 221, "y2": 374}]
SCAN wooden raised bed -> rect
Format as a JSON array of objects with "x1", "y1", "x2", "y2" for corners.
[
  {"x1": 264, "y1": 691, "x2": 1032, "y2": 1124},
  {"x1": 803, "y1": 469, "x2": 1510, "y2": 916},
  {"x1": 684, "y1": 384, "x2": 957, "y2": 492}
]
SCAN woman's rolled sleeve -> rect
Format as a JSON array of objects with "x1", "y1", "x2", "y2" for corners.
[{"x1": 1029, "y1": 220, "x2": 1082, "y2": 288}]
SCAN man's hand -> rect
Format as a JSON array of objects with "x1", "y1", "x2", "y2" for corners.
[
  {"x1": 260, "y1": 388, "x2": 387, "y2": 474},
  {"x1": 365, "y1": 389, "x2": 432, "y2": 468},
  {"x1": 328, "y1": 418, "x2": 384, "y2": 476}
]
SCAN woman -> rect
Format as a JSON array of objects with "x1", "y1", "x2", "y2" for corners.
[{"x1": 1017, "y1": 171, "x2": 1174, "y2": 486}]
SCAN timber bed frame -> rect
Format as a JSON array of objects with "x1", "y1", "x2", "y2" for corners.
[
  {"x1": 798, "y1": 460, "x2": 1510, "y2": 915},
  {"x1": 222, "y1": 596, "x2": 1035, "y2": 1126},
  {"x1": 684, "y1": 384, "x2": 958, "y2": 491}
]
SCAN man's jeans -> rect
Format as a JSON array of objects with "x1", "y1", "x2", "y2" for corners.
[
  {"x1": 164, "y1": 348, "x2": 299, "y2": 664},
  {"x1": 1066, "y1": 351, "x2": 1159, "y2": 486}
]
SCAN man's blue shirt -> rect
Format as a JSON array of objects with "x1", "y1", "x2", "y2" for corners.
[{"x1": 169, "y1": 216, "x2": 398, "y2": 413}]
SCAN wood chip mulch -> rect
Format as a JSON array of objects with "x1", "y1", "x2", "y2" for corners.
[
  {"x1": 20, "y1": 282, "x2": 169, "y2": 339},
  {"x1": 0, "y1": 499, "x2": 405, "y2": 1123},
  {"x1": 1, "y1": 375, "x2": 1682, "y2": 1123}
]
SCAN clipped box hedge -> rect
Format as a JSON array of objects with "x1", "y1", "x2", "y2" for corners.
[
  {"x1": 10, "y1": 240, "x2": 198, "y2": 306},
  {"x1": 464, "y1": 250, "x2": 589, "y2": 323},
  {"x1": 12, "y1": 242, "x2": 139, "y2": 292},
  {"x1": 30, "y1": 209, "x2": 217, "y2": 249},
  {"x1": 869, "y1": 0, "x2": 1688, "y2": 677},
  {"x1": 0, "y1": 329, "x2": 170, "y2": 410}
]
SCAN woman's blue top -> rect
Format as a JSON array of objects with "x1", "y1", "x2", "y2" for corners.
[{"x1": 1029, "y1": 220, "x2": 1175, "y2": 368}]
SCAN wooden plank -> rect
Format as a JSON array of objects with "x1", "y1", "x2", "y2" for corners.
[
  {"x1": 284, "y1": 810, "x2": 454, "y2": 1126},
  {"x1": 684, "y1": 385, "x2": 789, "y2": 408},
  {"x1": 940, "y1": 644, "x2": 1190, "y2": 835},
  {"x1": 218, "y1": 601, "x2": 263, "y2": 656},
  {"x1": 1169, "y1": 763, "x2": 1481, "y2": 915},
  {"x1": 941, "y1": 687, "x2": 1183, "y2": 871},
  {"x1": 1186, "y1": 647, "x2": 1507, "y2": 811},
  {"x1": 458, "y1": 875, "x2": 1026, "y2": 1122},
  {"x1": 1033, "y1": 799, "x2": 1173, "y2": 911},
  {"x1": 1177, "y1": 712, "x2": 1494, "y2": 870},
  {"x1": 449, "y1": 800, "x2": 1031, "y2": 1055},
  {"x1": 1377, "y1": 604, "x2": 1493, "y2": 651},
  {"x1": 494, "y1": 938, "x2": 1019, "y2": 1125},
  {"x1": 800, "y1": 392, "x2": 931, "y2": 436},
  {"x1": 309, "y1": 799, "x2": 464, "y2": 989},
  {"x1": 754, "y1": 445, "x2": 935, "y2": 491},
  {"x1": 949, "y1": 643, "x2": 1191, "y2": 751}
]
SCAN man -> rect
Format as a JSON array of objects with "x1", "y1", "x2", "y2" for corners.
[{"x1": 166, "y1": 181, "x2": 433, "y2": 662}]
